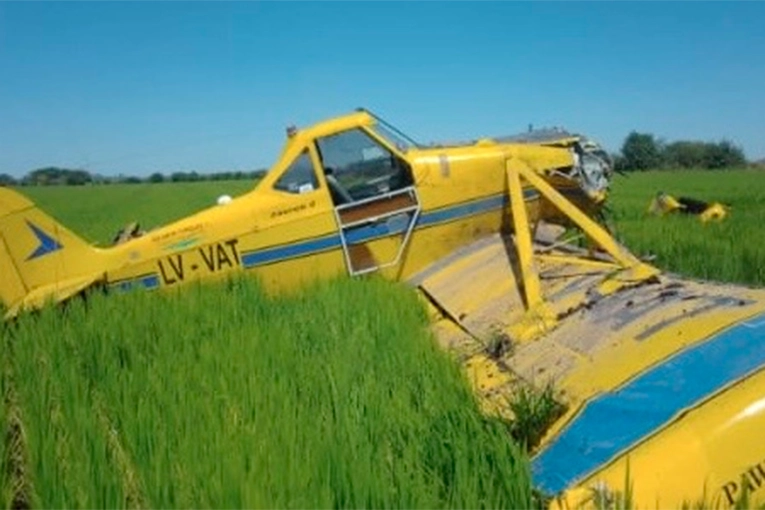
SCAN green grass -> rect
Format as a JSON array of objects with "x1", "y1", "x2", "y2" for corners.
[
  {"x1": 16, "y1": 170, "x2": 764, "y2": 286},
  {"x1": 16, "y1": 181, "x2": 254, "y2": 246},
  {"x1": 4, "y1": 171, "x2": 765, "y2": 508},
  {"x1": 0, "y1": 361, "x2": 7, "y2": 509},
  {"x1": 507, "y1": 383, "x2": 566, "y2": 451},
  {"x1": 609, "y1": 169, "x2": 765, "y2": 286},
  {"x1": 5, "y1": 319, "x2": 125, "y2": 508},
  {"x1": 3, "y1": 277, "x2": 533, "y2": 508}
]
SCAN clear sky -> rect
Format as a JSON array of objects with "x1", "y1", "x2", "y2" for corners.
[{"x1": 1, "y1": 2, "x2": 764, "y2": 177}]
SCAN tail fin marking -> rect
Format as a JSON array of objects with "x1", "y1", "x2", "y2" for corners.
[
  {"x1": 0, "y1": 187, "x2": 105, "y2": 318},
  {"x1": 25, "y1": 220, "x2": 63, "y2": 260}
]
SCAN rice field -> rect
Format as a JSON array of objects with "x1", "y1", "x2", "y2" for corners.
[
  {"x1": 609, "y1": 169, "x2": 765, "y2": 286},
  {"x1": 2, "y1": 169, "x2": 763, "y2": 508},
  {"x1": 18, "y1": 181, "x2": 254, "y2": 246},
  {"x1": 2, "y1": 277, "x2": 533, "y2": 508}
]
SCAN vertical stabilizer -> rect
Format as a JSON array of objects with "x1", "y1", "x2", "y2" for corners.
[{"x1": 0, "y1": 187, "x2": 105, "y2": 317}]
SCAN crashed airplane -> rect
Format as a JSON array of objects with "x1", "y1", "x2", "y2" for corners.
[{"x1": 1, "y1": 109, "x2": 764, "y2": 507}]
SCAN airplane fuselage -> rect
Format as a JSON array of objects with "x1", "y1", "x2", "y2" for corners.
[{"x1": 101, "y1": 112, "x2": 590, "y2": 297}]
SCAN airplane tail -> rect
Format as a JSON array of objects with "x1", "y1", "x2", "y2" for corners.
[{"x1": 0, "y1": 187, "x2": 105, "y2": 318}]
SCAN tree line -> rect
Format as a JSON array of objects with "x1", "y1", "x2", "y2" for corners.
[
  {"x1": 0, "y1": 167, "x2": 267, "y2": 187},
  {"x1": 614, "y1": 132, "x2": 751, "y2": 172},
  {"x1": 1, "y1": 132, "x2": 760, "y2": 188}
]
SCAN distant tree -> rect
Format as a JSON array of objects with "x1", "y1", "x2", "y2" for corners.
[
  {"x1": 24, "y1": 167, "x2": 93, "y2": 186},
  {"x1": 611, "y1": 153, "x2": 626, "y2": 173},
  {"x1": 26, "y1": 167, "x2": 57, "y2": 185},
  {"x1": 0, "y1": 173, "x2": 17, "y2": 186},
  {"x1": 703, "y1": 140, "x2": 746, "y2": 169},
  {"x1": 664, "y1": 141, "x2": 708, "y2": 169},
  {"x1": 619, "y1": 132, "x2": 662, "y2": 171},
  {"x1": 14, "y1": 166, "x2": 270, "y2": 186},
  {"x1": 662, "y1": 139, "x2": 746, "y2": 170},
  {"x1": 64, "y1": 169, "x2": 92, "y2": 186}
]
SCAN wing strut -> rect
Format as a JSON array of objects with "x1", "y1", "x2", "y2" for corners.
[{"x1": 504, "y1": 157, "x2": 660, "y2": 341}]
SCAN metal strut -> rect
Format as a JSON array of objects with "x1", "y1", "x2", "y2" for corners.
[{"x1": 504, "y1": 157, "x2": 660, "y2": 341}]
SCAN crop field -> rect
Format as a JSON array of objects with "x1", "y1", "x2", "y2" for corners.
[
  {"x1": 2, "y1": 278, "x2": 532, "y2": 508},
  {"x1": 609, "y1": 169, "x2": 765, "y2": 286},
  {"x1": 17, "y1": 181, "x2": 255, "y2": 247},
  {"x1": 2, "y1": 169, "x2": 763, "y2": 508}
]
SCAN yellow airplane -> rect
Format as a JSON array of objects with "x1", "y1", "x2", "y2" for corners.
[
  {"x1": 648, "y1": 191, "x2": 729, "y2": 222},
  {"x1": 2, "y1": 108, "x2": 765, "y2": 508}
]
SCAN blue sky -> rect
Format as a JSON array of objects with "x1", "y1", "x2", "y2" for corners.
[{"x1": 1, "y1": 2, "x2": 764, "y2": 177}]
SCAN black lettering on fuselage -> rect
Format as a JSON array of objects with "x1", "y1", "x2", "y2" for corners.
[
  {"x1": 216, "y1": 244, "x2": 233, "y2": 269},
  {"x1": 721, "y1": 458, "x2": 765, "y2": 506},
  {"x1": 747, "y1": 466, "x2": 764, "y2": 490},
  {"x1": 755, "y1": 464, "x2": 765, "y2": 485},
  {"x1": 157, "y1": 240, "x2": 240, "y2": 286},
  {"x1": 199, "y1": 239, "x2": 241, "y2": 273},
  {"x1": 200, "y1": 246, "x2": 216, "y2": 272},
  {"x1": 225, "y1": 239, "x2": 240, "y2": 264},
  {"x1": 158, "y1": 255, "x2": 184, "y2": 285},
  {"x1": 722, "y1": 481, "x2": 738, "y2": 506}
]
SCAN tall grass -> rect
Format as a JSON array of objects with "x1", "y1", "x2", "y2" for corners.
[
  {"x1": 17, "y1": 180, "x2": 254, "y2": 245},
  {"x1": 0, "y1": 348, "x2": 7, "y2": 509},
  {"x1": 7, "y1": 308, "x2": 126, "y2": 508},
  {"x1": 17, "y1": 171, "x2": 765, "y2": 285},
  {"x1": 5, "y1": 277, "x2": 532, "y2": 508},
  {"x1": 5, "y1": 171, "x2": 764, "y2": 507},
  {"x1": 610, "y1": 170, "x2": 765, "y2": 286}
]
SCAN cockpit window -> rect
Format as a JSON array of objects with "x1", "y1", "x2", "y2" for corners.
[
  {"x1": 316, "y1": 128, "x2": 413, "y2": 205},
  {"x1": 369, "y1": 123, "x2": 415, "y2": 152},
  {"x1": 273, "y1": 150, "x2": 319, "y2": 194}
]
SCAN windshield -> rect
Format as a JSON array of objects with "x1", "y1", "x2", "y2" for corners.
[{"x1": 369, "y1": 123, "x2": 417, "y2": 153}]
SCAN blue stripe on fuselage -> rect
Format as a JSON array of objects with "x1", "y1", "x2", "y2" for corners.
[
  {"x1": 109, "y1": 190, "x2": 538, "y2": 286},
  {"x1": 240, "y1": 191, "x2": 533, "y2": 268},
  {"x1": 241, "y1": 235, "x2": 341, "y2": 268},
  {"x1": 531, "y1": 312, "x2": 765, "y2": 494},
  {"x1": 417, "y1": 194, "x2": 507, "y2": 227},
  {"x1": 111, "y1": 273, "x2": 160, "y2": 292}
]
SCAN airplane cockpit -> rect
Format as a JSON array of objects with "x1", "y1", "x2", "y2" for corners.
[{"x1": 315, "y1": 127, "x2": 414, "y2": 206}]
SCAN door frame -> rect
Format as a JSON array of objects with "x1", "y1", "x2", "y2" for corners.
[{"x1": 332, "y1": 186, "x2": 421, "y2": 276}]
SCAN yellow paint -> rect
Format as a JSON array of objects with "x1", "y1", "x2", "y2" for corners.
[
  {"x1": 506, "y1": 158, "x2": 547, "y2": 311},
  {"x1": 649, "y1": 192, "x2": 729, "y2": 223},
  {"x1": 0, "y1": 109, "x2": 604, "y2": 318},
  {"x1": 2, "y1": 109, "x2": 764, "y2": 509},
  {"x1": 648, "y1": 192, "x2": 683, "y2": 215},
  {"x1": 701, "y1": 202, "x2": 728, "y2": 222},
  {"x1": 555, "y1": 363, "x2": 765, "y2": 509}
]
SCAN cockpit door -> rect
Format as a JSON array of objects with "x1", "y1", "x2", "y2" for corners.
[
  {"x1": 333, "y1": 187, "x2": 421, "y2": 275},
  {"x1": 316, "y1": 128, "x2": 422, "y2": 276}
]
